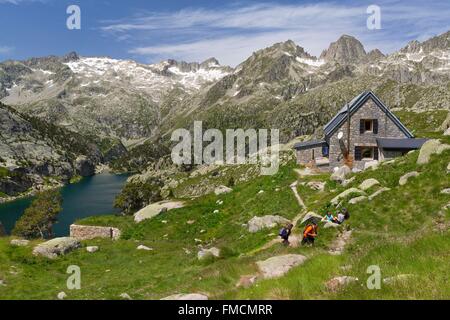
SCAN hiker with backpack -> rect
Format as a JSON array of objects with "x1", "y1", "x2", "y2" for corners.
[
  {"x1": 279, "y1": 223, "x2": 294, "y2": 245},
  {"x1": 302, "y1": 221, "x2": 318, "y2": 245}
]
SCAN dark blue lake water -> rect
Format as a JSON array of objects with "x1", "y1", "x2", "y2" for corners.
[{"x1": 0, "y1": 174, "x2": 128, "y2": 236}]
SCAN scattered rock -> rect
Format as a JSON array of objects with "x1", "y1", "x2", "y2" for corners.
[
  {"x1": 342, "y1": 176, "x2": 356, "y2": 187},
  {"x1": 187, "y1": 220, "x2": 195, "y2": 225},
  {"x1": 33, "y1": 237, "x2": 81, "y2": 259},
  {"x1": 417, "y1": 139, "x2": 450, "y2": 165},
  {"x1": 324, "y1": 221, "x2": 340, "y2": 229},
  {"x1": 161, "y1": 293, "x2": 208, "y2": 300},
  {"x1": 349, "y1": 196, "x2": 367, "y2": 205},
  {"x1": 368, "y1": 187, "x2": 391, "y2": 200},
  {"x1": 236, "y1": 275, "x2": 257, "y2": 288},
  {"x1": 306, "y1": 181, "x2": 325, "y2": 191},
  {"x1": 213, "y1": 210, "x2": 219, "y2": 214},
  {"x1": 137, "y1": 245, "x2": 153, "y2": 251},
  {"x1": 364, "y1": 160, "x2": 379, "y2": 170},
  {"x1": 57, "y1": 291, "x2": 67, "y2": 300},
  {"x1": 256, "y1": 254, "x2": 307, "y2": 279},
  {"x1": 399, "y1": 171, "x2": 419, "y2": 186},
  {"x1": 300, "y1": 212, "x2": 323, "y2": 225},
  {"x1": 214, "y1": 185, "x2": 232, "y2": 195},
  {"x1": 247, "y1": 215, "x2": 290, "y2": 233},
  {"x1": 10, "y1": 239, "x2": 30, "y2": 247},
  {"x1": 197, "y1": 247, "x2": 220, "y2": 260},
  {"x1": 440, "y1": 188, "x2": 450, "y2": 194},
  {"x1": 86, "y1": 246, "x2": 99, "y2": 253},
  {"x1": 383, "y1": 274, "x2": 415, "y2": 284},
  {"x1": 134, "y1": 201, "x2": 184, "y2": 223},
  {"x1": 359, "y1": 178, "x2": 380, "y2": 191},
  {"x1": 258, "y1": 190, "x2": 265, "y2": 194},
  {"x1": 326, "y1": 276, "x2": 358, "y2": 292},
  {"x1": 331, "y1": 188, "x2": 366, "y2": 205},
  {"x1": 330, "y1": 166, "x2": 351, "y2": 183},
  {"x1": 119, "y1": 293, "x2": 132, "y2": 300},
  {"x1": 329, "y1": 230, "x2": 352, "y2": 255}
]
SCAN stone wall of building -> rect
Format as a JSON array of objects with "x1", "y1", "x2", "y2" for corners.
[
  {"x1": 70, "y1": 224, "x2": 121, "y2": 240},
  {"x1": 296, "y1": 146, "x2": 323, "y2": 164},
  {"x1": 328, "y1": 97, "x2": 408, "y2": 169}
]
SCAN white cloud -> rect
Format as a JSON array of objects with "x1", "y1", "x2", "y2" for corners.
[
  {"x1": 0, "y1": 46, "x2": 14, "y2": 54},
  {"x1": 102, "y1": 1, "x2": 450, "y2": 66},
  {"x1": 0, "y1": 0, "x2": 47, "y2": 4}
]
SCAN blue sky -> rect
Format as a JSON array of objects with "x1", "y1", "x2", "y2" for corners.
[{"x1": 0, "y1": 0, "x2": 449, "y2": 66}]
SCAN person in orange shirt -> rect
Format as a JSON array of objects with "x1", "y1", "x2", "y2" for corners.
[{"x1": 302, "y1": 222, "x2": 318, "y2": 245}]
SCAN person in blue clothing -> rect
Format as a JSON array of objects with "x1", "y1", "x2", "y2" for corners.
[
  {"x1": 279, "y1": 223, "x2": 294, "y2": 245},
  {"x1": 322, "y1": 211, "x2": 335, "y2": 222}
]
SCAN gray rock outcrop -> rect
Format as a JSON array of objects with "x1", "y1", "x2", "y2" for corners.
[
  {"x1": 247, "y1": 215, "x2": 290, "y2": 233},
  {"x1": 256, "y1": 254, "x2": 307, "y2": 279},
  {"x1": 33, "y1": 237, "x2": 81, "y2": 259}
]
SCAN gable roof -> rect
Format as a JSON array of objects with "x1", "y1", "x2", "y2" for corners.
[{"x1": 323, "y1": 91, "x2": 414, "y2": 138}]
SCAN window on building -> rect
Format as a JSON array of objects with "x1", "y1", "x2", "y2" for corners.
[
  {"x1": 360, "y1": 119, "x2": 379, "y2": 134},
  {"x1": 355, "y1": 146, "x2": 379, "y2": 161},
  {"x1": 361, "y1": 147, "x2": 374, "y2": 160},
  {"x1": 364, "y1": 120, "x2": 373, "y2": 132},
  {"x1": 322, "y1": 145, "x2": 329, "y2": 157}
]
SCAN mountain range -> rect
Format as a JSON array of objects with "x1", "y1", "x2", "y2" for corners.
[{"x1": 1, "y1": 30, "x2": 449, "y2": 197}]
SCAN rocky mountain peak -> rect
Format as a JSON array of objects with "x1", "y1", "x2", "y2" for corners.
[
  {"x1": 320, "y1": 34, "x2": 367, "y2": 64},
  {"x1": 366, "y1": 49, "x2": 385, "y2": 61},
  {"x1": 62, "y1": 51, "x2": 80, "y2": 63},
  {"x1": 200, "y1": 57, "x2": 221, "y2": 69}
]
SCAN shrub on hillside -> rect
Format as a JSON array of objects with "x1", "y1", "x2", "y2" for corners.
[
  {"x1": 114, "y1": 178, "x2": 164, "y2": 215},
  {"x1": 12, "y1": 190, "x2": 62, "y2": 239}
]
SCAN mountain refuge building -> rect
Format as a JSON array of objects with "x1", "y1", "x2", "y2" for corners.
[{"x1": 294, "y1": 91, "x2": 427, "y2": 171}]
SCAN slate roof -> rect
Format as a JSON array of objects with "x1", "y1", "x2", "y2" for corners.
[
  {"x1": 376, "y1": 138, "x2": 428, "y2": 150},
  {"x1": 293, "y1": 140, "x2": 326, "y2": 150},
  {"x1": 323, "y1": 91, "x2": 414, "y2": 138}
]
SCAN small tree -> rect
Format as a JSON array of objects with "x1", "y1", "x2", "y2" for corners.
[
  {"x1": 114, "y1": 178, "x2": 163, "y2": 215},
  {"x1": 12, "y1": 190, "x2": 62, "y2": 239}
]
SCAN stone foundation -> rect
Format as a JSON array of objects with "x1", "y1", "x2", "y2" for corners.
[{"x1": 70, "y1": 224, "x2": 121, "y2": 240}]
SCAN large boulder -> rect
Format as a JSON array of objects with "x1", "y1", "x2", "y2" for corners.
[
  {"x1": 75, "y1": 156, "x2": 95, "y2": 177},
  {"x1": 161, "y1": 293, "x2": 208, "y2": 300},
  {"x1": 256, "y1": 254, "x2": 307, "y2": 279},
  {"x1": 399, "y1": 172, "x2": 419, "y2": 186},
  {"x1": 417, "y1": 140, "x2": 450, "y2": 165},
  {"x1": 330, "y1": 166, "x2": 351, "y2": 183},
  {"x1": 331, "y1": 188, "x2": 366, "y2": 205},
  {"x1": 33, "y1": 237, "x2": 81, "y2": 259},
  {"x1": 359, "y1": 178, "x2": 380, "y2": 191},
  {"x1": 134, "y1": 201, "x2": 184, "y2": 223},
  {"x1": 300, "y1": 212, "x2": 323, "y2": 225},
  {"x1": 214, "y1": 185, "x2": 232, "y2": 195},
  {"x1": 247, "y1": 215, "x2": 290, "y2": 233}
]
